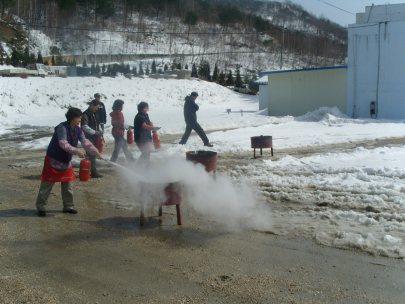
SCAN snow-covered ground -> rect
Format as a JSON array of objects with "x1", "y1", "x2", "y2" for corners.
[
  {"x1": 231, "y1": 147, "x2": 405, "y2": 258},
  {"x1": 2, "y1": 76, "x2": 405, "y2": 258}
]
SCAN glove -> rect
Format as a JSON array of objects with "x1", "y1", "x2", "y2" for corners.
[{"x1": 94, "y1": 131, "x2": 102, "y2": 136}]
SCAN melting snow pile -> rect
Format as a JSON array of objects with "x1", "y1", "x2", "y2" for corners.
[{"x1": 230, "y1": 146, "x2": 405, "y2": 258}]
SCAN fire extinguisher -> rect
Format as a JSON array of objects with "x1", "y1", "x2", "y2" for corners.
[
  {"x1": 95, "y1": 135, "x2": 104, "y2": 153},
  {"x1": 127, "y1": 128, "x2": 133, "y2": 145},
  {"x1": 79, "y1": 158, "x2": 91, "y2": 182},
  {"x1": 152, "y1": 131, "x2": 161, "y2": 149}
]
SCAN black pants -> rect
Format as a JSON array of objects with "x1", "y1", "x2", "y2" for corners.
[
  {"x1": 110, "y1": 135, "x2": 135, "y2": 163},
  {"x1": 135, "y1": 142, "x2": 151, "y2": 170},
  {"x1": 87, "y1": 153, "x2": 99, "y2": 177},
  {"x1": 179, "y1": 121, "x2": 209, "y2": 144}
]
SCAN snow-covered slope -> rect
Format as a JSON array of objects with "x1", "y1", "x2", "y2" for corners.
[{"x1": 0, "y1": 76, "x2": 268, "y2": 137}]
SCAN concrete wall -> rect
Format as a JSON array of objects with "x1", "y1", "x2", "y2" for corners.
[
  {"x1": 42, "y1": 54, "x2": 165, "y2": 66},
  {"x1": 346, "y1": 20, "x2": 405, "y2": 119},
  {"x1": 259, "y1": 85, "x2": 268, "y2": 111},
  {"x1": 267, "y1": 68, "x2": 347, "y2": 117}
]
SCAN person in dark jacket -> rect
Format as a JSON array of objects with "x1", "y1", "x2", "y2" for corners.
[
  {"x1": 94, "y1": 93, "x2": 107, "y2": 131},
  {"x1": 134, "y1": 102, "x2": 160, "y2": 168},
  {"x1": 82, "y1": 99, "x2": 103, "y2": 178},
  {"x1": 179, "y1": 92, "x2": 213, "y2": 147},
  {"x1": 110, "y1": 99, "x2": 135, "y2": 163},
  {"x1": 35, "y1": 107, "x2": 101, "y2": 216}
]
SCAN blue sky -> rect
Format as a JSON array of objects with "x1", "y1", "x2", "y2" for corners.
[{"x1": 275, "y1": 0, "x2": 405, "y2": 27}]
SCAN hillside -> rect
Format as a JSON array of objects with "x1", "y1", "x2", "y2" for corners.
[{"x1": 0, "y1": 0, "x2": 348, "y2": 75}]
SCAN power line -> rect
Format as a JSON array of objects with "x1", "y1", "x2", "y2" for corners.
[
  {"x1": 317, "y1": 0, "x2": 356, "y2": 15},
  {"x1": 0, "y1": 20, "x2": 348, "y2": 37}
]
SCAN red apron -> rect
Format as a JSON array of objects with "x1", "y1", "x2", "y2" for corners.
[{"x1": 40, "y1": 155, "x2": 76, "y2": 183}]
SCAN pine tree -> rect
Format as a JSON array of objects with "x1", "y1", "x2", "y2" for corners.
[
  {"x1": 177, "y1": 63, "x2": 182, "y2": 69},
  {"x1": 72, "y1": 58, "x2": 77, "y2": 66},
  {"x1": 29, "y1": 53, "x2": 36, "y2": 64},
  {"x1": 0, "y1": 50, "x2": 4, "y2": 65},
  {"x1": 132, "y1": 66, "x2": 137, "y2": 76},
  {"x1": 125, "y1": 64, "x2": 130, "y2": 74},
  {"x1": 164, "y1": 64, "x2": 168, "y2": 72},
  {"x1": 198, "y1": 60, "x2": 211, "y2": 80},
  {"x1": 22, "y1": 47, "x2": 29, "y2": 67},
  {"x1": 191, "y1": 63, "x2": 198, "y2": 77},
  {"x1": 95, "y1": 63, "x2": 101, "y2": 74},
  {"x1": 107, "y1": 65, "x2": 113, "y2": 76},
  {"x1": 158, "y1": 68, "x2": 163, "y2": 74},
  {"x1": 51, "y1": 55, "x2": 55, "y2": 66},
  {"x1": 139, "y1": 62, "x2": 144, "y2": 75},
  {"x1": 226, "y1": 71, "x2": 234, "y2": 86},
  {"x1": 11, "y1": 49, "x2": 20, "y2": 67},
  {"x1": 91, "y1": 63, "x2": 96, "y2": 75},
  {"x1": 247, "y1": 73, "x2": 259, "y2": 94},
  {"x1": 146, "y1": 65, "x2": 150, "y2": 75},
  {"x1": 82, "y1": 59, "x2": 87, "y2": 67},
  {"x1": 56, "y1": 56, "x2": 64, "y2": 66},
  {"x1": 235, "y1": 69, "x2": 243, "y2": 87},
  {"x1": 185, "y1": 63, "x2": 189, "y2": 70},
  {"x1": 218, "y1": 71, "x2": 226, "y2": 85},
  {"x1": 151, "y1": 60, "x2": 157, "y2": 74},
  {"x1": 212, "y1": 63, "x2": 219, "y2": 82},
  {"x1": 36, "y1": 52, "x2": 43, "y2": 64},
  {"x1": 102, "y1": 64, "x2": 106, "y2": 74},
  {"x1": 206, "y1": 61, "x2": 211, "y2": 81},
  {"x1": 119, "y1": 62, "x2": 125, "y2": 74}
]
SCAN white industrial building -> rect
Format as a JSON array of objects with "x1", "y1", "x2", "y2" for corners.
[
  {"x1": 253, "y1": 75, "x2": 268, "y2": 113},
  {"x1": 347, "y1": 3, "x2": 405, "y2": 119},
  {"x1": 261, "y1": 67, "x2": 347, "y2": 117}
]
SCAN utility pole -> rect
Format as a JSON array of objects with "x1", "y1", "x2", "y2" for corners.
[
  {"x1": 280, "y1": 20, "x2": 285, "y2": 70},
  {"x1": 27, "y1": 28, "x2": 30, "y2": 60}
]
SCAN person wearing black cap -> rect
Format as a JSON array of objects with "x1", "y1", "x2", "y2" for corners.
[
  {"x1": 179, "y1": 92, "x2": 213, "y2": 147},
  {"x1": 81, "y1": 99, "x2": 103, "y2": 178},
  {"x1": 94, "y1": 93, "x2": 107, "y2": 131}
]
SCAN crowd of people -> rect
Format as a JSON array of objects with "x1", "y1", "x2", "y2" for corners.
[{"x1": 35, "y1": 91, "x2": 213, "y2": 216}]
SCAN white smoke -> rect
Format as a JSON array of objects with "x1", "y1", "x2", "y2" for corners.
[{"x1": 114, "y1": 151, "x2": 272, "y2": 231}]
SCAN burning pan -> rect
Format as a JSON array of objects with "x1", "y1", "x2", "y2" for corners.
[
  {"x1": 138, "y1": 181, "x2": 183, "y2": 226},
  {"x1": 251, "y1": 135, "x2": 273, "y2": 158},
  {"x1": 186, "y1": 151, "x2": 217, "y2": 173}
]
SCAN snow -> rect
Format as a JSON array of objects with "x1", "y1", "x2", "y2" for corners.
[
  {"x1": 2, "y1": 76, "x2": 405, "y2": 258},
  {"x1": 231, "y1": 146, "x2": 405, "y2": 258}
]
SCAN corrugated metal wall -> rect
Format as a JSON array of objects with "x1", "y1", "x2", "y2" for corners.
[
  {"x1": 347, "y1": 5, "x2": 405, "y2": 119},
  {"x1": 267, "y1": 68, "x2": 347, "y2": 117}
]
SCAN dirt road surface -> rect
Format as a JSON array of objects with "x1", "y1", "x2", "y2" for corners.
[{"x1": 1, "y1": 130, "x2": 405, "y2": 303}]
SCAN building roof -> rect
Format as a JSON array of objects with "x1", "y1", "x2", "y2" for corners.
[
  {"x1": 259, "y1": 66, "x2": 347, "y2": 76},
  {"x1": 253, "y1": 76, "x2": 268, "y2": 85}
]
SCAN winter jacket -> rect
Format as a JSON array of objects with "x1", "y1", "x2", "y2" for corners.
[
  {"x1": 81, "y1": 108, "x2": 100, "y2": 141},
  {"x1": 183, "y1": 96, "x2": 199, "y2": 124},
  {"x1": 134, "y1": 112, "x2": 154, "y2": 143},
  {"x1": 97, "y1": 101, "x2": 107, "y2": 124},
  {"x1": 110, "y1": 110, "x2": 125, "y2": 136},
  {"x1": 47, "y1": 122, "x2": 81, "y2": 164}
]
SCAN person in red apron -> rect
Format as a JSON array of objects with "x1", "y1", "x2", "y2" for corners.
[{"x1": 36, "y1": 107, "x2": 101, "y2": 217}]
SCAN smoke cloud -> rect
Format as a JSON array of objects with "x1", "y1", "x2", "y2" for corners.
[{"x1": 115, "y1": 152, "x2": 272, "y2": 231}]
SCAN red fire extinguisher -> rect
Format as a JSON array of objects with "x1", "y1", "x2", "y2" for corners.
[
  {"x1": 79, "y1": 158, "x2": 91, "y2": 182},
  {"x1": 152, "y1": 131, "x2": 161, "y2": 149},
  {"x1": 127, "y1": 128, "x2": 133, "y2": 145},
  {"x1": 95, "y1": 135, "x2": 104, "y2": 153}
]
